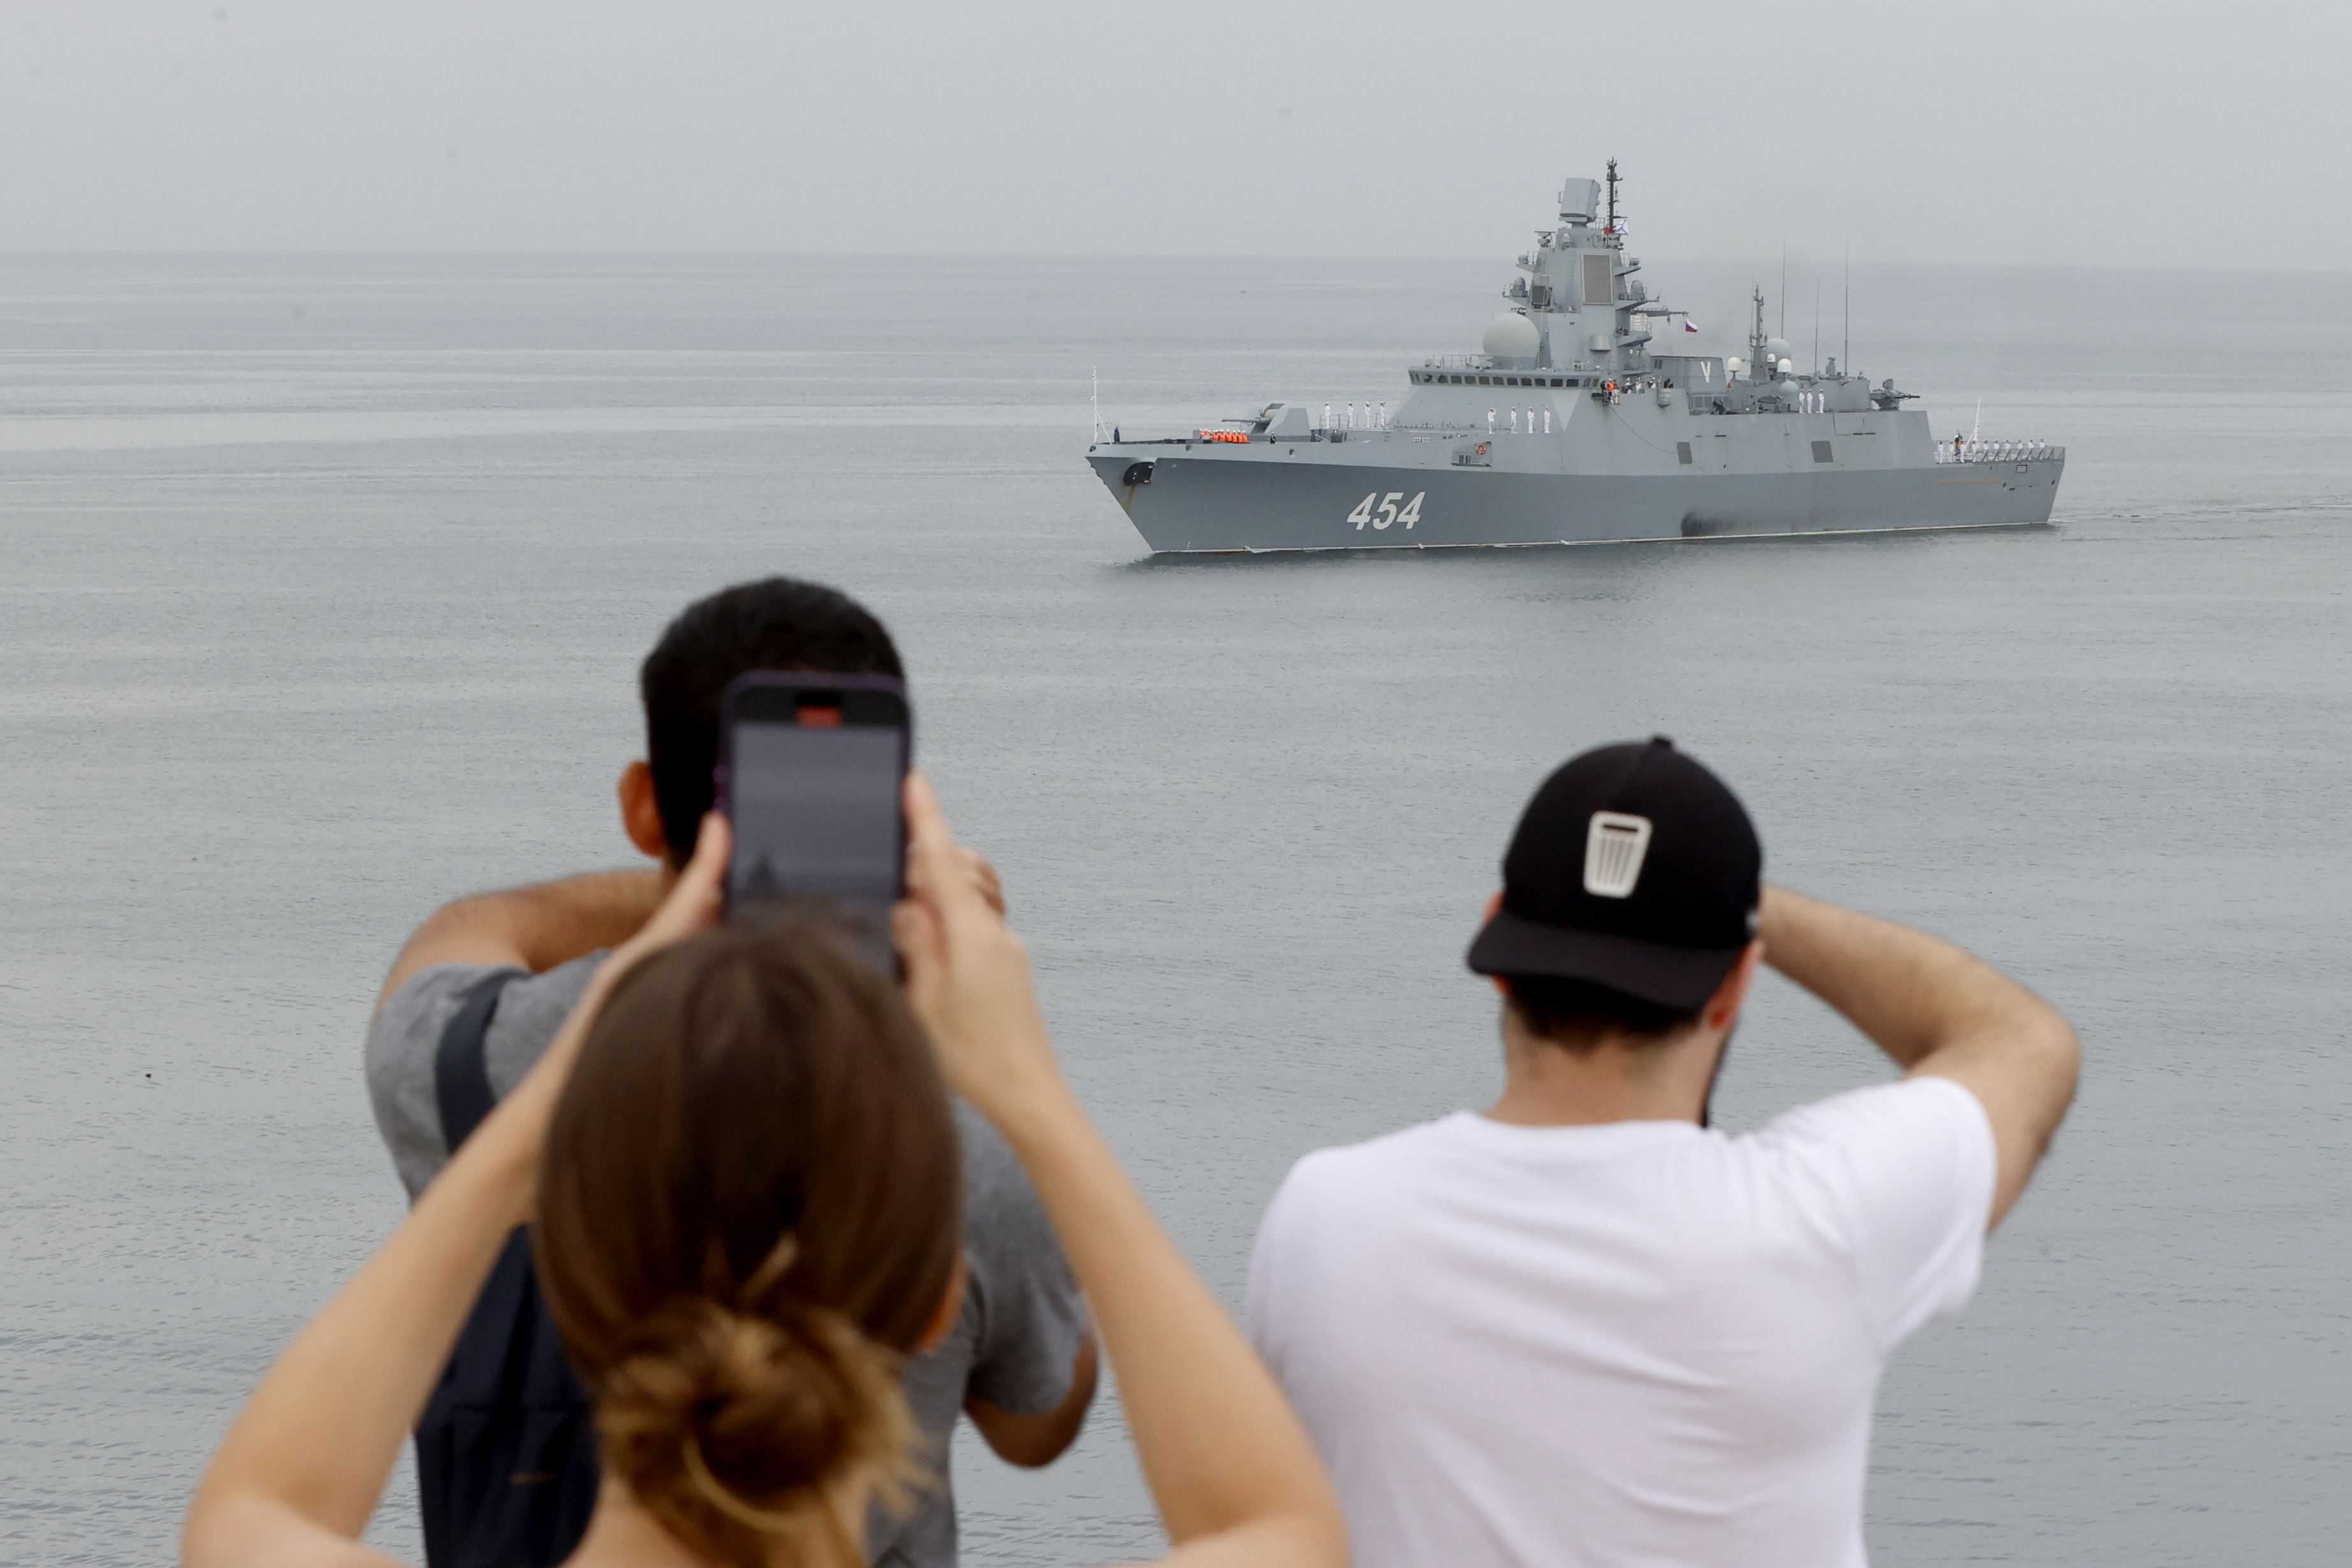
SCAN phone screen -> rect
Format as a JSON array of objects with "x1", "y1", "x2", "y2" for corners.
[{"x1": 726, "y1": 717, "x2": 905, "y2": 966}]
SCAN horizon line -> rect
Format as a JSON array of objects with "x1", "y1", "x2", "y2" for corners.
[{"x1": 1, "y1": 249, "x2": 2348, "y2": 279}]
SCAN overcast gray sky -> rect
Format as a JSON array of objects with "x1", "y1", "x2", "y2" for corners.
[{"x1": 6, "y1": 0, "x2": 2344, "y2": 267}]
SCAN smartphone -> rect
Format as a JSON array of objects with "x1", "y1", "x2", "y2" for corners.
[{"x1": 717, "y1": 672, "x2": 911, "y2": 973}]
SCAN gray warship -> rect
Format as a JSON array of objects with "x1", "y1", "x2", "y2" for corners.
[{"x1": 1086, "y1": 163, "x2": 2063, "y2": 554}]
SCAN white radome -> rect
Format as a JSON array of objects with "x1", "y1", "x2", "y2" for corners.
[
  {"x1": 1776, "y1": 357, "x2": 1796, "y2": 374},
  {"x1": 1726, "y1": 356, "x2": 1748, "y2": 376},
  {"x1": 1482, "y1": 311, "x2": 1541, "y2": 361}
]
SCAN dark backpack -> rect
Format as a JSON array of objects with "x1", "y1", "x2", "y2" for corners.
[{"x1": 413, "y1": 971, "x2": 602, "y2": 1568}]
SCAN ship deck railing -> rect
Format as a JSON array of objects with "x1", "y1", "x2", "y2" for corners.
[
  {"x1": 1936, "y1": 441, "x2": 2065, "y2": 464},
  {"x1": 1098, "y1": 426, "x2": 1407, "y2": 447}
]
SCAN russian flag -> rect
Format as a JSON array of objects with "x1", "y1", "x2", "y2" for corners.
[{"x1": 1683, "y1": 318, "x2": 1700, "y2": 334}]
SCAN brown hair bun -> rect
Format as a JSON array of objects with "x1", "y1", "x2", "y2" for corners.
[{"x1": 597, "y1": 1295, "x2": 917, "y2": 1563}]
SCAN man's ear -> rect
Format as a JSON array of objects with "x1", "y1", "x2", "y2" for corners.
[
  {"x1": 919, "y1": 1255, "x2": 968, "y2": 1354},
  {"x1": 617, "y1": 761, "x2": 671, "y2": 863},
  {"x1": 1703, "y1": 938, "x2": 1766, "y2": 1031}
]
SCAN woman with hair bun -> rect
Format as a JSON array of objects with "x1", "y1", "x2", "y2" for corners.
[
  {"x1": 532, "y1": 915, "x2": 965, "y2": 1567},
  {"x1": 184, "y1": 778, "x2": 1347, "y2": 1568}
]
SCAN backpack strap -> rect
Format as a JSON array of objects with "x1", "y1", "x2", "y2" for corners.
[{"x1": 434, "y1": 970, "x2": 523, "y2": 1154}]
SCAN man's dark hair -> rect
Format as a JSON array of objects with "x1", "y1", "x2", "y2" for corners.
[
  {"x1": 640, "y1": 577, "x2": 903, "y2": 859},
  {"x1": 1500, "y1": 974, "x2": 1701, "y2": 1052}
]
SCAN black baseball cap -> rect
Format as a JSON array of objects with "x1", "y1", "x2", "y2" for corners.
[{"x1": 1465, "y1": 737, "x2": 1762, "y2": 1012}]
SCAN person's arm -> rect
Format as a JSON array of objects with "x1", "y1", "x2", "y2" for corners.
[
  {"x1": 966, "y1": 1336, "x2": 1099, "y2": 1468},
  {"x1": 1757, "y1": 885, "x2": 2080, "y2": 1230},
  {"x1": 375, "y1": 868, "x2": 665, "y2": 1012},
  {"x1": 186, "y1": 824, "x2": 730, "y2": 1568},
  {"x1": 374, "y1": 853, "x2": 1006, "y2": 1016},
  {"x1": 894, "y1": 776, "x2": 1346, "y2": 1568},
  {"x1": 184, "y1": 1058, "x2": 540, "y2": 1568}
]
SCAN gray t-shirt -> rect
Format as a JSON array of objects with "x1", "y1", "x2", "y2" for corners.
[{"x1": 365, "y1": 956, "x2": 1087, "y2": 1568}]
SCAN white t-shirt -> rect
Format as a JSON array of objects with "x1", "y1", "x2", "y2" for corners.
[{"x1": 1247, "y1": 1077, "x2": 1996, "y2": 1568}]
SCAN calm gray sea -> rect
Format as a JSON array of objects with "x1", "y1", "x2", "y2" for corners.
[{"x1": 2, "y1": 254, "x2": 2348, "y2": 1566}]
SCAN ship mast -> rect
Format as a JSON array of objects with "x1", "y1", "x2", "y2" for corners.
[{"x1": 1604, "y1": 158, "x2": 1620, "y2": 237}]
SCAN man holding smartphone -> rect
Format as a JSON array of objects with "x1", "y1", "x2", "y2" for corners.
[
  {"x1": 1246, "y1": 737, "x2": 2080, "y2": 1568},
  {"x1": 365, "y1": 577, "x2": 1098, "y2": 1568}
]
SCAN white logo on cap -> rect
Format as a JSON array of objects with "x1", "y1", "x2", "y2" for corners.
[{"x1": 1583, "y1": 812, "x2": 1653, "y2": 898}]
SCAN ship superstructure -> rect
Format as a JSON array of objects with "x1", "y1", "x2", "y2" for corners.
[{"x1": 1086, "y1": 163, "x2": 2063, "y2": 553}]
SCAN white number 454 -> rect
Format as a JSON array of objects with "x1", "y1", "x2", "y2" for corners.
[{"x1": 1347, "y1": 490, "x2": 1424, "y2": 530}]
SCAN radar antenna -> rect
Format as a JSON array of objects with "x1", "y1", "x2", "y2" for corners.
[{"x1": 1604, "y1": 158, "x2": 1621, "y2": 236}]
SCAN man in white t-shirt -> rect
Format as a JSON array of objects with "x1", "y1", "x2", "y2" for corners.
[{"x1": 1247, "y1": 737, "x2": 2079, "y2": 1568}]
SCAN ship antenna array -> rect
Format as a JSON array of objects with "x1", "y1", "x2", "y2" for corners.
[
  {"x1": 1091, "y1": 366, "x2": 1101, "y2": 442},
  {"x1": 1604, "y1": 157, "x2": 1620, "y2": 235}
]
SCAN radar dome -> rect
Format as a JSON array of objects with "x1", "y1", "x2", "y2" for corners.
[
  {"x1": 1766, "y1": 337, "x2": 1791, "y2": 360},
  {"x1": 1725, "y1": 356, "x2": 1747, "y2": 376},
  {"x1": 1776, "y1": 357, "x2": 1795, "y2": 375},
  {"x1": 1483, "y1": 311, "x2": 1540, "y2": 363}
]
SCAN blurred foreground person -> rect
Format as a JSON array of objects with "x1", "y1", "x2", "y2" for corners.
[
  {"x1": 365, "y1": 578, "x2": 1091, "y2": 1566},
  {"x1": 186, "y1": 784, "x2": 1347, "y2": 1568},
  {"x1": 1248, "y1": 737, "x2": 2079, "y2": 1568}
]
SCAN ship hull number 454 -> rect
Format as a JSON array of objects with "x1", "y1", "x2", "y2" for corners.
[{"x1": 1346, "y1": 491, "x2": 1425, "y2": 530}]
